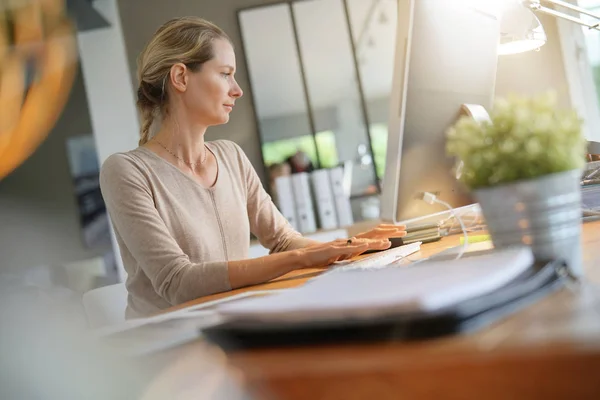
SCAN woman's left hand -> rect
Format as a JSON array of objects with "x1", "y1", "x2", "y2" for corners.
[
  {"x1": 335, "y1": 224, "x2": 407, "y2": 261},
  {"x1": 354, "y1": 223, "x2": 407, "y2": 241}
]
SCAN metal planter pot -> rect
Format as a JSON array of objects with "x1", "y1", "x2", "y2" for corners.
[{"x1": 473, "y1": 169, "x2": 583, "y2": 277}]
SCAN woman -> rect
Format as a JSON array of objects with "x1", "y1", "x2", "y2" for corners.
[{"x1": 100, "y1": 16, "x2": 405, "y2": 318}]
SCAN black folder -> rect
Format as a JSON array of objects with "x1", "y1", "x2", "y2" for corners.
[{"x1": 203, "y1": 259, "x2": 567, "y2": 351}]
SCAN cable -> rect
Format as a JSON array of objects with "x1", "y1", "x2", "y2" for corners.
[
  {"x1": 421, "y1": 192, "x2": 469, "y2": 261},
  {"x1": 443, "y1": 205, "x2": 485, "y2": 234}
]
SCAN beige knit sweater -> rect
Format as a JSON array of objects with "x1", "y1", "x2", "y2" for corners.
[{"x1": 99, "y1": 140, "x2": 311, "y2": 318}]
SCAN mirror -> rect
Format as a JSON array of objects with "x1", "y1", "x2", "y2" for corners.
[
  {"x1": 292, "y1": 0, "x2": 376, "y2": 197},
  {"x1": 239, "y1": 0, "x2": 398, "y2": 196},
  {"x1": 347, "y1": 0, "x2": 398, "y2": 182},
  {"x1": 238, "y1": 3, "x2": 318, "y2": 190}
]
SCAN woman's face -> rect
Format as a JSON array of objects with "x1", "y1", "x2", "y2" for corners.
[{"x1": 177, "y1": 38, "x2": 243, "y2": 126}]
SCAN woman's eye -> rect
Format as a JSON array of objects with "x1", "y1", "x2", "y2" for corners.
[{"x1": 222, "y1": 72, "x2": 231, "y2": 77}]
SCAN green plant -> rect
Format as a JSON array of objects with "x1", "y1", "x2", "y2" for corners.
[{"x1": 446, "y1": 92, "x2": 588, "y2": 189}]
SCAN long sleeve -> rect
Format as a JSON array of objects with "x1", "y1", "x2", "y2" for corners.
[
  {"x1": 231, "y1": 143, "x2": 314, "y2": 253},
  {"x1": 99, "y1": 153, "x2": 231, "y2": 307}
]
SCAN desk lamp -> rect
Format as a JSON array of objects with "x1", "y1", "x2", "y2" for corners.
[
  {"x1": 498, "y1": 1, "x2": 548, "y2": 54},
  {"x1": 526, "y1": 0, "x2": 600, "y2": 31},
  {"x1": 498, "y1": 0, "x2": 600, "y2": 160}
]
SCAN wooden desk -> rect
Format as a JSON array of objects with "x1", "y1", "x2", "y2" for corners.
[{"x1": 150, "y1": 221, "x2": 600, "y2": 399}]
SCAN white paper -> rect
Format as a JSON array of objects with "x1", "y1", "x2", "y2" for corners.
[
  {"x1": 94, "y1": 290, "x2": 285, "y2": 337},
  {"x1": 217, "y1": 247, "x2": 534, "y2": 321},
  {"x1": 94, "y1": 290, "x2": 285, "y2": 356}
]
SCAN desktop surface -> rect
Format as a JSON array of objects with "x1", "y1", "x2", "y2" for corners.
[{"x1": 150, "y1": 220, "x2": 600, "y2": 399}]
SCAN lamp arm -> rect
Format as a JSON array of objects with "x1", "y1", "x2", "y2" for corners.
[
  {"x1": 543, "y1": 0, "x2": 600, "y2": 20},
  {"x1": 526, "y1": 0, "x2": 600, "y2": 31}
]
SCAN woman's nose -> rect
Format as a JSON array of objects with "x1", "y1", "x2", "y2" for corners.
[{"x1": 231, "y1": 81, "x2": 243, "y2": 98}]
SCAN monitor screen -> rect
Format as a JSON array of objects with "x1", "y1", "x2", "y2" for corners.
[{"x1": 380, "y1": 0, "x2": 500, "y2": 224}]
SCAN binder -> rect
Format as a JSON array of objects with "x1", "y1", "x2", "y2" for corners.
[
  {"x1": 310, "y1": 169, "x2": 338, "y2": 230},
  {"x1": 329, "y1": 166, "x2": 354, "y2": 227},
  {"x1": 273, "y1": 175, "x2": 299, "y2": 231},
  {"x1": 203, "y1": 252, "x2": 567, "y2": 350},
  {"x1": 290, "y1": 172, "x2": 317, "y2": 234}
]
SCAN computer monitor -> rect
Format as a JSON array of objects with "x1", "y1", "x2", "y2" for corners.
[{"x1": 380, "y1": 0, "x2": 501, "y2": 224}]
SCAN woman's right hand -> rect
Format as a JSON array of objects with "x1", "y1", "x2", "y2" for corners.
[{"x1": 299, "y1": 237, "x2": 391, "y2": 268}]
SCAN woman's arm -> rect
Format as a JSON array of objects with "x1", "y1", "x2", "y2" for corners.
[
  {"x1": 100, "y1": 153, "x2": 388, "y2": 304},
  {"x1": 231, "y1": 142, "x2": 322, "y2": 253},
  {"x1": 228, "y1": 238, "x2": 390, "y2": 289},
  {"x1": 228, "y1": 249, "x2": 306, "y2": 289}
]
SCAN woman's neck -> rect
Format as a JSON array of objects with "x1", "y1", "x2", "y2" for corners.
[{"x1": 153, "y1": 117, "x2": 208, "y2": 165}]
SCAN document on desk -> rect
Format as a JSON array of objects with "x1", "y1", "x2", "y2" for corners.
[
  {"x1": 216, "y1": 247, "x2": 535, "y2": 322},
  {"x1": 94, "y1": 290, "x2": 284, "y2": 356}
]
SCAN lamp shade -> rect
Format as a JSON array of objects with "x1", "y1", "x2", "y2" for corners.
[{"x1": 499, "y1": 0, "x2": 547, "y2": 55}]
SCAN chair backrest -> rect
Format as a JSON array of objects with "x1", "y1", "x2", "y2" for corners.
[{"x1": 82, "y1": 283, "x2": 128, "y2": 329}]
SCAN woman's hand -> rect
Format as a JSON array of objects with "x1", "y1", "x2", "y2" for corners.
[
  {"x1": 300, "y1": 238, "x2": 391, "y2": 268},
  {"x1": 354, "y1": 223, "x2": 407, "y2": 241}
]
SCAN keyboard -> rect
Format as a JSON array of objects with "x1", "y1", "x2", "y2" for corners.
[{"x1": 326, "y1": 242, "x2": 422, "y2": 274}]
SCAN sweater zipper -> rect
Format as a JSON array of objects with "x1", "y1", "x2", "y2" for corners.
[{"x1": 209, "y1": 191, "x2": 229, "y2": 260}]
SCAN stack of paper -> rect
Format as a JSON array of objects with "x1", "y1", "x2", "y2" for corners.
[{"x1": 216, "y1": 247, "x2": 534, "y2": 322}]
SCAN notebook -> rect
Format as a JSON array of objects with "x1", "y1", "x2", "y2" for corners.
[
  {"x1": 204, "y1": 248, "x2": 566, "y2": 349},
  {"x1": 216, "y1": 247, "x2": 534, "y2": 321}
]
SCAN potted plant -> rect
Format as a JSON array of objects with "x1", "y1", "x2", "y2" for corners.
[{"x1": 446, "y1": 92, "x2": 588, "y2": 276}]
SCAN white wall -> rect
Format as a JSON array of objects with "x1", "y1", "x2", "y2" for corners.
[
  {"x1": 77, "y1": 0, "x2": 140, "y2": 282},
  {"x1": 556, "y1": 4, "x2": 600, "y2": 142},
  {"x1": 77, "y1": 0, "x2": 139, "y2": 165}
]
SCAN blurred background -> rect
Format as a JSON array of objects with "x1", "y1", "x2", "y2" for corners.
[
  {"x1": 1, "y1": 1, "x2": 599, "y2": 398},
  {"x1": 0, "y1": 0, "x2": 598, "y2": 324}
]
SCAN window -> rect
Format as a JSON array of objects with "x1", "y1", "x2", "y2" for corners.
[
  {"x1": 369, "y1": 123, "x2": 389, "y2": 180},
  {"x1": 314, "y1": 131, "x2": 339, "y2": 169},
  {"x1": 261, "y1": 131, "x2": 339, "y2": 168}
]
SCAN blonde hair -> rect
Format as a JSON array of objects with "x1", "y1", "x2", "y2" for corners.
[{"x1": 136, "y1": 17, "x2": 231, "y2": 145}]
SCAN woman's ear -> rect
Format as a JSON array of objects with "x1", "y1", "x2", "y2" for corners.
[{"x1": 169, "y1": 63, "x2": 188, "y2": 93}]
